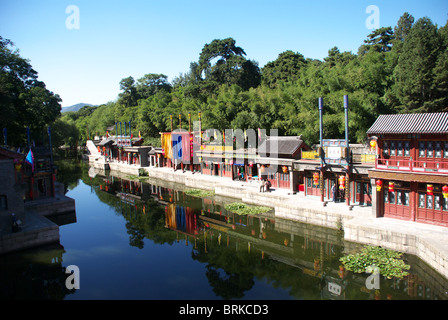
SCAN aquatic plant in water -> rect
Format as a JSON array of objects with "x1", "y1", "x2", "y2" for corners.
[
  {"x1": 184, "y1": 189, "x2": 216, "y2": 198},
  {"x1": 340, "y1": 245, "x2": 410, "y2": 279},
  {"x1": 224, "y1": 202, "x2": 271, "y2": 215}
]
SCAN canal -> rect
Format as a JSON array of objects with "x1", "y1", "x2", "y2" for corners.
[{"x1": 1, "y1": 160, "x2": 448, "y2": 300}]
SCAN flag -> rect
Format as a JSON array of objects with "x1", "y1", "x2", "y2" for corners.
[{"x1": 25, "y1": 150, "x2": 34, "y2": 172}]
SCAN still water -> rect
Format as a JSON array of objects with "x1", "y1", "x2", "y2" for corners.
[{"x1": 1, "y1": 161, "x2": 448, "y2": 300}]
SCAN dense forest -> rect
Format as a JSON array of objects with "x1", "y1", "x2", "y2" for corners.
[{"x1": 2, "y1": 13, "x2": 448, "y2": 150}]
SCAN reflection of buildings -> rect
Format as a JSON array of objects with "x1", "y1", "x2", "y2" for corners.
[
  {"x1": 90, "y1": 168, "x2": 448, "y2": 300},
  {"x1": 0, "y1": 243, "x2": 76, "y2": 299}
]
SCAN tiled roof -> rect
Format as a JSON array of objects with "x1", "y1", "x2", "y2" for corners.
[
  {"x1": 367, "y1": 112, "x2": 448, "y2": 135},
  {"x1": 258, "y1": 136, "x2": 308, "y2": 156}
]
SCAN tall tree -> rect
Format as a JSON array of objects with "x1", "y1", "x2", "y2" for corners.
[
  {"x1": 0, "y1": 36, "x2": 61, "y2": 146},
  {"x1": 394, "y1": 12, "x2": 415, "y2": 43},
  {"x1": 358, "y1": 27, "x2": 395, "y2": 55},
  {"x1": 136, "y1": 73, "x2": 172, "y2": 99},
  {"x1": 261, "y1": 50, "x2": 307, "y2": 88},
  {"x1": 197, "y1": 38, "x2": 261, "y2": 92},
  {"x1": 391, "y1": 17, "x2": 442, "y2": 113},
  {"x1": 118, "y1": 76, "x2": 138, "y2": 108},
  {"x1": 431, "y1": 20, "x2": 448, "y2": 111}
]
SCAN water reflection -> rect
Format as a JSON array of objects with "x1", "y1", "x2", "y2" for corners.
[
  {"x1": 2, "y1": 161, "x2": 448, "y2": 300},
  {"x1": 0, "y1": 243, "x2": 75, "y2": 299},
  {"x1": 89, "y1": 166, "x2": 448, "y2": 300}
]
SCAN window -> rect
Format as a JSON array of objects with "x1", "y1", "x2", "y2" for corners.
[
  {"x1": 435, "y1": 195, "x2": 441, "y2": 210},
  {"x1": 419, "y1": 142, "x2": 426, "y2": 157},
  {"x1": 384, "y1": 189, "x2": 389, "y2": 204},
  {"x1": 397, "y1": 141, "x2": 403, "y2": 156},
  {"x1": 390, "y1": 191, "x2": 396, "y2": 204},
  {"x1": 435, "y1": 142, "x2": 442, "y2": 158},
  {"x1": 444, "y1": 142, "x2": 448, "y2": 158},
  {"x1": 419, "y1": 193, "x2": 426, "y2": 208},
  {"x1": 404, "y1": 191, "x2": 410, "y2": 206},
  {"x1": 426, "y1": 195, "x2": 433, "y2": 209},
  {"x1": 383, "y1": 141, "x2": 389, "y2": 156},
  {"x1": 363, "y1": 182, "x2": 371, "y2": 195},
  {"x1": 427, "y1": 142, "x2": 434, "y2": 158},
  {"x1": 390, "y1": 141, "x2": 396, "y2": 156},
  {"x1": 0, "y1": 195, "x2": 7, "y2": 210},
  {"x1": 404, "y1": 141, "x2": 410, "y2": 157},
  {"x1": 397, "y1": 191, "x2": 402, "y2": 205}
]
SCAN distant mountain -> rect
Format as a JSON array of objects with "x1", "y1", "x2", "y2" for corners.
[{"x1": 62, "y1": 103, "x2": 95, "y2": 113}]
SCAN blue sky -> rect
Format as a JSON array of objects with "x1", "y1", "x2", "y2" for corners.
[{"x1": 1, "y1": 0, "x2": 447, "y2": 107}]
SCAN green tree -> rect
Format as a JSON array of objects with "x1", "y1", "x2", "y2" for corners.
[
  {"x1": 394, "y1": 12, "x2": 415, "y2": 43},
  {"x1": 0, "y1": 36, "x2": 61, "y2": 146},
  {"x1": 136, "y1": 73, "x2": 172, "y2": 99},
  {"x1": 358, "y1": 27, "x2": 395, "y2": 55},
  {"x1": 261, "y1": 50, "x2": 307, "y2": 88},
  {"x1": 197, "y1": 38, "x2": 261, "y2": 92},
  {"x1": 391, "y1": 17, "x2": 442, "y2": 113},
  {"x1": 118, "y1": 76, "x2": 139, "y2": 108}
]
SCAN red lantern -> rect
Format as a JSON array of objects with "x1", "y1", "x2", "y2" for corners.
[
  {"x1": 282, "y1": 166, "x2": 288, "y2": 174},
  {"x1": 313, "y1": 172, "x2": 320, "y2": 186},
  {"x1": 427, "y1": 184, "x2": 434, "y2": 196},
  {"x1": 339, "y1": 175, "x2": 345, "y2": 190},
  {"x1": 442, "y1": 185, "x2": 448, "y2": 199},
  {"x1": 389, "y1": 182, "x2": 394, "y2": 193},
  {"x1": 376, "y1": 180, "x2": 383, "y2": 192}
]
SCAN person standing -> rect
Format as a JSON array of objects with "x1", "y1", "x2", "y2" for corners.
[
  {"x1": 332, "y1": 184, "x2": 337, "y2": 202},
  {"x1": 260, "y1": 179, "x2": 265, "y2": 192}
]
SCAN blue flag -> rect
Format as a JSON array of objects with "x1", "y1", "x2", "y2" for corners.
[{"x1": 25, "y1": 150, "x2": 34, "y2": 172}]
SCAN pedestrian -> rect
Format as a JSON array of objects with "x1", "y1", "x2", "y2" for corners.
[
  {"x1": 266, "y1": 180, "x2": 271, "y2": 192},
  {"x1": 332, "y1": 184, "x2": 337, "y2": 202},
  {"x1": 260, "y1": 179, "x2": 265, "y2": 192}
]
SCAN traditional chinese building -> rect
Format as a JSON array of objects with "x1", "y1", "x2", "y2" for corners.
[
  {"x1": 367, "y1": 112, "x2": 448, "y2": 227},
  {"x1": 0, "y1": 147, "x2": 25, "y2": 231},
  {"x1": 257, "y1": 136, "x2": 311, "y2": 192}
]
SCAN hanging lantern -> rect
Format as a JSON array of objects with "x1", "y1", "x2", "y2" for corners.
[
  {"x1": 427, "y1": 184, "x2": 434, "y2": 196},
  {"x1": 370, "y1": 139, "x2": 377, "y2": 152},
  {"x1": 442, "y1": 185, "x2": 448, "y2": 199},
  {"x1": 313, "y1": 172, "x2": 320, "y2": 186},
  {"x1": 376, "y1": 180, "x2": 383, "y2": 192},
  {"x1": 339, "y1": 175, "x2": 345, "y2": 190},
  {"x1": 389, "y1": 182, "x2": 395, "y2": 193},
  {"x1": 282, "y1": 166, "x2": 288, "y2": 174}
]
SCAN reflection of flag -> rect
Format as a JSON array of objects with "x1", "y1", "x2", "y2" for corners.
[{"x1": 25, "y1": 150, "x2": 34, "y2": 172}]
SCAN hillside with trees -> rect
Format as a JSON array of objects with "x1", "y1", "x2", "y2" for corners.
[{"x1": 3, "y1": 13, "x2": 448, "y2": 151}]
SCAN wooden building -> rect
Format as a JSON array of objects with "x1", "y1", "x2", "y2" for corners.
[
  {"x1": 257, "y1": 136, "x2": 311, "y2": 192},
  {"x1": 367, "y1": 113, "x2": 448, "y2": 227}
]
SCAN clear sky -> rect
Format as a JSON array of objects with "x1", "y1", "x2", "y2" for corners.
[{"x1": 1, "y1": 0, "x2": 447, "y2": 108}]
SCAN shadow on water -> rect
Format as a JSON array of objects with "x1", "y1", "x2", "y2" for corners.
[{"x1": 1, "y1": 160, "x2": 448, "y2": 300}]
